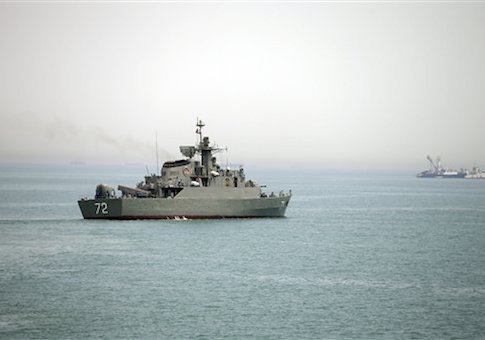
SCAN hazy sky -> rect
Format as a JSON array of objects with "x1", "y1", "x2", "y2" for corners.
[{"x1": 1, "y1": 2, "x2": 484, "y2": 170}]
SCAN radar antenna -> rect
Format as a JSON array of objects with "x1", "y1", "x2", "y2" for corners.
[{"x1": 196, "y1": 118, "x2": 205, "y2": 145}]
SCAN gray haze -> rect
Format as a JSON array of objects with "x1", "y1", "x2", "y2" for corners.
[{"x1": 1, "y1": 2, "x2": 484, "y2": 170}]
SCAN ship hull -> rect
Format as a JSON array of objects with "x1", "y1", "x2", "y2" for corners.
[
  {"x1": 440, "y1": 174, "x2": 466, "y2": 179},
  {"x1": 78, "y1": 196, "x2": 291, "y2": 219},
  {"x1": 417, "y1": 173, "x2": 467, "y2": 179}
]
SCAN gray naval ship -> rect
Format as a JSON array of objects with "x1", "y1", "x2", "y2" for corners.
[{"x1": 78, "y1": 120, "x2": 291, "y2": 219}]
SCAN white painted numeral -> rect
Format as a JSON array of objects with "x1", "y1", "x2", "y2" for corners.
[{"x1": 95, "y1": 202, "x2": 108, "y2": 214}]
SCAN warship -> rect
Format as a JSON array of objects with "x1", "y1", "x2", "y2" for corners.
[{"x1": 78, "y1": 120, "x2": 292, "y2": 219}]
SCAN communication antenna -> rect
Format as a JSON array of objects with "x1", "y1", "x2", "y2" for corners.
[
  {"x1": 225, "y1": 146, "x2": 229, "y2": 169},
  {"x1": 196, "y1": 117, "x2": 205, "y2": 145},
  {"x1": 155, "y1": 131, "x2": 159, "y2": 175}
]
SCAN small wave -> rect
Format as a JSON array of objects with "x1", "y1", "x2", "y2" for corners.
[
  {"x1": 0, "y1": 218, "x2": 83, "y2": 223},
  {"x1": 0, "y1": 202, "x2": 74, "y2": 208},
  {"x1": 254, "y1": 274, "x2": 421, "y2": 290}
]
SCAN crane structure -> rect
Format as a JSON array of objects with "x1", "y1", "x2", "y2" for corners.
[{"x1": 426, "y1": 155, "x2": 442, "y2": 175}]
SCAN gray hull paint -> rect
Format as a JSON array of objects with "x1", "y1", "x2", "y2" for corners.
[{"x1": 78, "y1": 195, "x2": 291, "y2": 219}]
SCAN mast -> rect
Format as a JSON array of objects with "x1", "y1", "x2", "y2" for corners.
[
  {"x1": 196, "y1": 118, "x2": 205, "y2": 145},
  {"x1": 195, "y1": 118, "x2": 211, "y2": 177},
  {"x1": 156, "y1": 131, "x2": 159, "y2": 175}
]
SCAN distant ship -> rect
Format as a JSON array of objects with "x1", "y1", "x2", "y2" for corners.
[
  {"x1": 465, "y1": 166, "x2": 485, "y2": 179},
  {"x1": 78, "y1": 119, "x2": 292, "y2": 219},
  {"x1": 417, "y1": 155, "x2": 467, "y2": 179}
]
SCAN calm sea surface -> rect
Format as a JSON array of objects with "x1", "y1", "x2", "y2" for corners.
[{"x1": 0, "y1": 165, "x2": 484, "y2": 339}]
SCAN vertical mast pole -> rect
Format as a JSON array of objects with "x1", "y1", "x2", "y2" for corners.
[
  {"x1": 196, "y1": 117, "x2": 204, "y2": 145},
  {"x1": 155, "y1": 131, "x2": 159, "y2": 175}
]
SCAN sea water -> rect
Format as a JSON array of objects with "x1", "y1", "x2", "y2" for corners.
[{"x1": 0, "y1": 165, "x2": 484, "y2": 339}]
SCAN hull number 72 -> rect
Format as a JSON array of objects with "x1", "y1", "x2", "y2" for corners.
[{"x1": 94, "y1": 202, "x2": 108, "y2": 214}]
